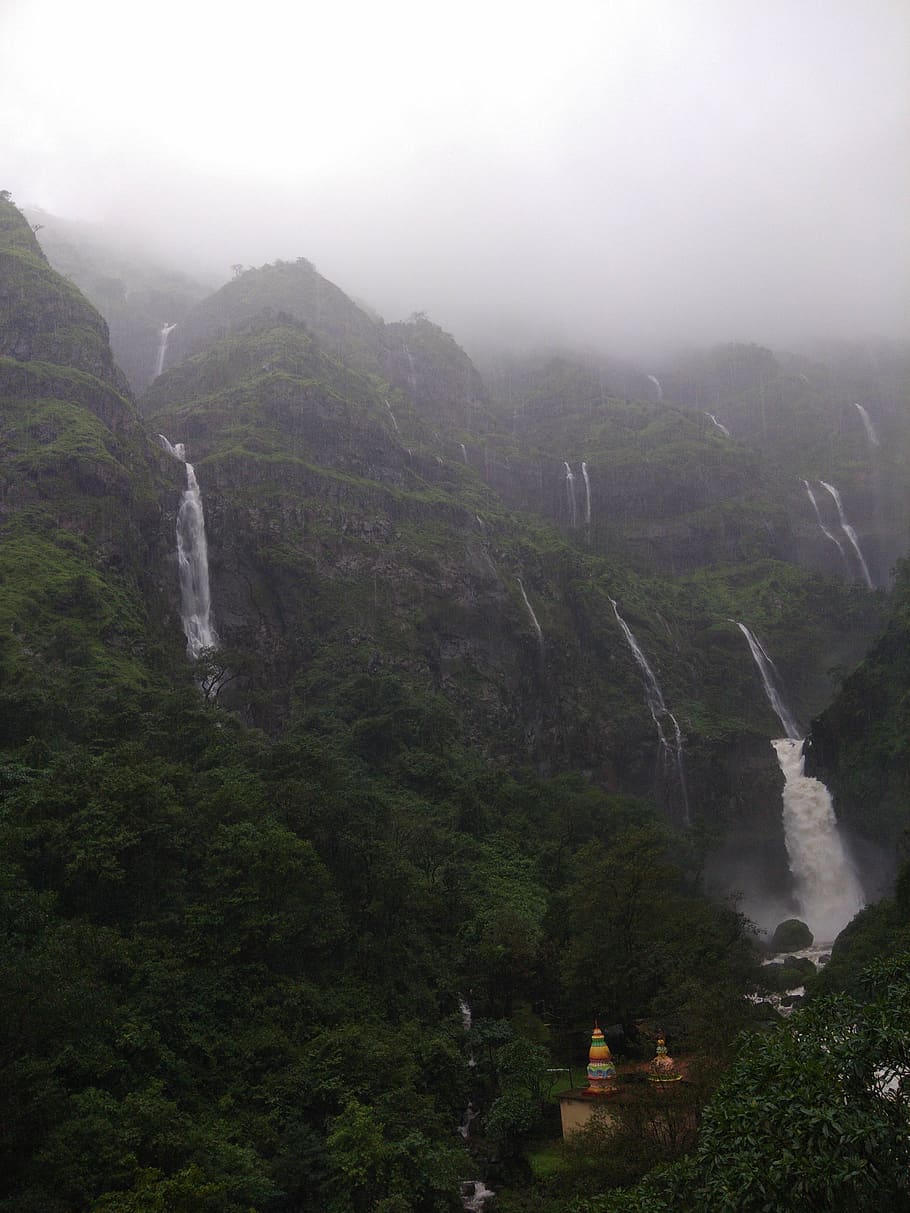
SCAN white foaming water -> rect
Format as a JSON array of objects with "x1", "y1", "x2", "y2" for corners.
[
  {"x1": 581, "y1": 461, "x2": 591, "y2": 526},
  {"x1": 819, "y1": 481, "x2": 874, "y2": 589},
  {"x1": 564, "y1": 461, "x2": 577, "y2": 527},
  {"x1": 734, "y1": 621, "x2": 863, "y2": 940},
  {"x1": 772, "y1": 739, "x2": 865, "y2": 941},
  {"x1": 704, "y1": 411, "x2": 731, "y2": 437},
  {"x1": 516, "y1": 578, "x2": 543, "y2": 646},
  {"x1": 802, "y1": 479, "x2": 848, "y2": 568},
  {"x1": 383, "y1": 397, "x2": 400, "y2": 432},
  {"x1": 732, "y1": 621, "x2": 800, "y2": 739},
  {"x1": 611, "y1": 599, "x2": 689, "y2": 824},
  {"x1": 460, "y1": 443, "x2": 469, "y2": 464},
  {"x1": 154, "y1": 323, "x2": 177, "y2": 378},
  {"x1": 461, "y1": 1181, "x2": 495, "y2": 1212},
  {"x1": 647, "y1": 374, "x2": 663, "y2": 399},
  {"x1": 159, "y1": 436, "x2": 218, "y2": 659},
  {"x1": 854, "y1": 402, "x2": 879, "y2": 446}
]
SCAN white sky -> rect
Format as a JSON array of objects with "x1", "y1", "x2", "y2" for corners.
[{"x1": 1, "y1": 0, "x2": 908, "y2": 352}]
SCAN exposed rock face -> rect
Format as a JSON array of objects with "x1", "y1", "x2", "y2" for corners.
[{"x1": 0, "y1": 198, "x2": 178, "y2": 745}]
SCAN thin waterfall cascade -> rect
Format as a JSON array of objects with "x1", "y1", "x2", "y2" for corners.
[
  {"x1": 516, "y1": 578, "x2": 543, "y2": 646},
  {"x1": 581, "y1": 461, "x2": 592, "y2": 526},
  {"x1": 733, "y1": 621, "x2": 863, "y2": 939},
  {"x1": 732, "y1": 621, "x2": 800, "y2": 739},
  {"x1": 647, "y1": 374, "x2": 663, "y2": 400},
  {"x1": 383, "y1": 397, "x2": 400, "y2": 433},
  {"x1": 772, "y1": 739, "x2": 865, "y2": 941},
  {"x1": 158, "y1": 435, "x2": 218, "y2": 659},
  {"x1": 403, "y1": 344, "x2": 417, "y2": 397},
  {"x1": 460, "y1": 443, "x2": 469, "y2": 465},
  {"x1": 564, "y1": 461, "x2": 578, "y2": 527},
  {"x1": 802, "y1": 479, "x2": 848, "y2": 567},
  {"x1": 611, "y1": 599, "x2": 689, "y2": 824},
  {"x1": 154, "y1": 323, "x2": 177, "y2": 378},
  {"x1": 704, "y1": 411, "x2": 731, "y2": 437},
  {"x1": 818, "y1": 481, "x2": 874, "y2": 589},
  {"x1": 854, "y1": 402, "x2": 879, "y2": 447}
]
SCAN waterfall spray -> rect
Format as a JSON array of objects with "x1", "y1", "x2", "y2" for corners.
[
  {"x1": 383, "y1": 398, "x2": 400, "y2": 432},
  {"x1": 704, "y1": 412, "x2": 731, "y2": 437},
  {"x1": 154, "y1": 323, "x2": 177, "y2": 378},
  {"x1": 460, "y1": 443, "x2": 469, "y2": 465},
  {"x1": 516, "y1": 578, "x2": 543, "y2": 647},
  {"x1": 854, "y1": 402, "x2": 879, "y2": 446},
  {"x1": 733, "y1": 621, "x2": 863, "y2": 939},
  {"x1": 159, "y1": 436, "x2": 218, "y2": 659},
  {"x1": 581, "y1": 461, "x2": 591, "y2": 526},
  {"x1": 819, "y1": 481, "x2": 874, "y2": 589},
  {"x1": 647, "y1": 374, "x2": 663, "y2": 400},
  {"x1": 611, "y1": 599, "x2": 689, "y2": 824},
  {"x1": 564, "y1": 462, "x2": 577, "y2": 528},
  {"x1": 802, "y1": 479, "x2": 848, "y2": 569}
]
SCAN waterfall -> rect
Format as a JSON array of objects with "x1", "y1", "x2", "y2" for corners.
[
  {"x1": 704, "y1": 411, "x2": 731, "y2": 437},
  {"x1": 611, "y1": 599, "x2": 689, "y2": 824},
  {"x1": 819, "y1": 481, "x2": 874, "y2": 589},
  {"x1": 158, "y1": 435, "x2": 218, "y2": 659},
  {"x1": 460, "y1": 443, "x2": 469, "y2": 465},
  {"x1": 516, "y1": 578, "x2": 543, "y2": 647},
  {"x1": 154, "y1": 323, "x2": 177, "y2": 378},
  {"x1": 733, "y1": 621, "x2": 863, "y2": 940},
  {"x1": 581, "y1": 461, "x2": 592, "y2": 526},
  {"x1": 772, "y1": 739, "x2": 865, "y2": 942},
  {"x1": 801, "y1": 479, "x2": 848, "y2": 569},
  {"x1": 403, "y1": 344, "x2": 417, "y2": 398},
  {"x1": 854, "y1": 402, "x2": 879, "y2": 446},
  {"x1": 647, "y1": 374, "x2": 663, "y2": 400},
  {"x1": 383, "y1": 397, "x2": 400, "y2": 433},
  {"x1": 732, "y1": 621, "x2": 800, "y2": 739},
  {"x1": 564, "y1": 462, "x2": 577, "y2": 528}
]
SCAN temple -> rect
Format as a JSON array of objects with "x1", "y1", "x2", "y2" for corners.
[{"x1": 556, "y1": 1024, "x2": 689, "y2": 1137}]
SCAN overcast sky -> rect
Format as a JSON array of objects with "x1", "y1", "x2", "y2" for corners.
[{"x1": 1, "y1": 0, "x2": 907, "y2": 353}]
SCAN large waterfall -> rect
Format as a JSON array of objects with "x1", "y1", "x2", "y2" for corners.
[
  {"x1": 734, "y1": 621, "x2": 863, "y2": 940},
  {"x1": 819, "y1": 481, "x2": 874, "y2": 589},
  {"x1": 647, "y1": 374, "x2": 663, "y2": 400},
  {"x1": 564, "y1": 462, "x2": 577, "y2": 527},
  {"x1": 154, "y1": 323, "x2": 177, "y2": 378},
  {"x1": 802, "y1": 479, "x2": 848, "y2": 569},
  {"x1": 772, "y1": 739, "x2": 865, "y2": 942},
  {"x1": 611, "y1": 599, "x2": 689, "y2": 824},
  {"x1": 159, "y1": 436, "x2": 218, "y2": 658}
]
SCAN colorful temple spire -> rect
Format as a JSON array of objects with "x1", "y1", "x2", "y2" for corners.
[{"x1": 585, "y1": 1023, "x2": 618, "y2": 1095}]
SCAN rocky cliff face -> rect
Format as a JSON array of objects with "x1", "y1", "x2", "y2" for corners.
[
  {"x1": 5, "y1": 198, "x2": 902, "y2": 916},
  {"x1": 0, "y1": 199, "x2": 178, "y2": 745}
]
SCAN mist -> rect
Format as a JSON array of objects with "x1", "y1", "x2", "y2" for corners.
[{"x1": 2, "y1": 0, "x2": 907, "y2": 355}]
